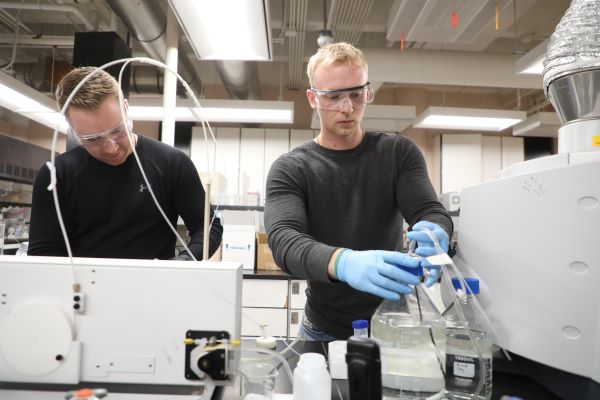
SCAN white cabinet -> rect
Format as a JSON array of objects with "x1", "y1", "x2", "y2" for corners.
[
  {"x1": 241, "y1": 278, "x2": 308, "y2": 339},
  {"x1": 289, "y1": 280, "x2": 307, "y2": 309},
  {"x1": 242, "y1": 308, "x2": 288, "y2": 337},
  {"x1": 241, "y1": 279, "x2": 289, "y2": 338},
  {"x1": 288, "y1": 309, "x2": 304, "y2": 339},
  {"x1": 242, "y1": 280, "x2": 288, "y2": 308},
  {"x1": 289, "y1": 279, "x2": 308, "y2": 338}
]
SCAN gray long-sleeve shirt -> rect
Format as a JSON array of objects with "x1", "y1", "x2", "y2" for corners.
[{"x1": 264, "y1": 131, "x2": 452, "y2": 338}]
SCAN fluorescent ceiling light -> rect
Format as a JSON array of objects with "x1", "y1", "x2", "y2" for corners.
[
  {"x1": 0, "y1": 71, "x2": 67, "y2": 133},
  {"x1": 128, "y1": 95, "x2": 294, "y2": 124},
  {"x1": 512, "y1": 111, "x2": 560, "y2": 137},
  {"x1": 168, "y1": 0, "x2": 272, "y2": 61},
  {"x1": 413, "y1": 107, "x2": 526, "y2": 132},
  {"x1": 311, "y1": 105, "x2": 416, "y2": 132},
  {"x1": 515, "y1": 39, "x2": 548, "y2": 75}
]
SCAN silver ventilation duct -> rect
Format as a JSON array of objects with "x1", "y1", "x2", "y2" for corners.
[
  {"x1": 105, "y1": 0, "x2": 261, "y2": 100},
  {"x1": 214, "y1": 60, "x2": 261, "y2": 100},
  {"x1": 104, "y1": 0, "x2": 200, "y2": 94},
  {"x1": 543, "y1": 0, "x2": 600, "y2": 124}
]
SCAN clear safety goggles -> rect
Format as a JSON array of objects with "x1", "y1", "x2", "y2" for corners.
[
  {"x1": 310, "y1": 82, "x2": 374, "y2": 111},
  {"x1": 70, "y1": 119, "x2": 132, "y2": 149}
]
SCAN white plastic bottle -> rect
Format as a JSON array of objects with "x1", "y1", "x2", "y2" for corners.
[{"x1": 293, "y1": 353, "x2": 331, "y2": 400}]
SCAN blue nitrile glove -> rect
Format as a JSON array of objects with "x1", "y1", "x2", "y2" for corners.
[
  {"x1": 335, "y1": 249, "x2": 422, "y2": 300},
  {"x1": 406, "y1": 221, "x2": 449, "y2": 286}
]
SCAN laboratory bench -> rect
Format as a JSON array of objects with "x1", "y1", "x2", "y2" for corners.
[
  {"x1": 243, "y1": 269, "x2": 290, "y2": 280},
  {"x1": 221, "y1": 340, "x2": 565, "y2": 400},
  {"x1": 0, "y1": 339, "x2": 575, "y2": 400}
]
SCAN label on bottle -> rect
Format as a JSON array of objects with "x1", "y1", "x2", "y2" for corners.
[
  {"x1": 453, "y1": 356, "x2": 475, "y2": 378},
  {"x1": 445, "y1": 353, "x2": 491, "y2": 390}
]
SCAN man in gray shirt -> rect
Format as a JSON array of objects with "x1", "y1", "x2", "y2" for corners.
[{"x1": 265, "y1": 42, "x2": 453, "y2": 340}]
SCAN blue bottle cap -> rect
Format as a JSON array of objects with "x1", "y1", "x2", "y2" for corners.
[
  {"x1": 352, "y1": 319, "x2": 368, "y2": 330},
  {"x1": 452, "y1": 277, "x2": 480, "y2": 294}
]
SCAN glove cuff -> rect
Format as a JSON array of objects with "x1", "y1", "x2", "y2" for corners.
[{"x1": 334, "y1": 248, "x2": 352, "y2": 281}]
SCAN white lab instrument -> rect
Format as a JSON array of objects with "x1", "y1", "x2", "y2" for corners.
[
  {"x1": 0, "y1": 255, "x2": 242, "y2": 399},
  {"x1": 450, "y1": 1, "x2": 600, "y2": 393},
  {"x1": 451, "y1": 2, "x2": 600, "y2": 390},
  {"x1": 452, "y1": 149, "x2": 600, "y2": 383}
]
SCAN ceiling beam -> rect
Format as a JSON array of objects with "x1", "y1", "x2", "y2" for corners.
[
  {"x1": 0, "y1": 34, "x2": 73, "y2": 47},
  {"x1": 364, "y1": 47, "x2": 542, "y2": 90}
]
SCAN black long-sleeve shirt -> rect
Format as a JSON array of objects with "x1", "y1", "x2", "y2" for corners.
[
  {"x1": 28, "y1": 134, "x2": 222, "y2": 260},
  {"x1": 264, "y1": 132, "x2": 452, "y2": 339}
]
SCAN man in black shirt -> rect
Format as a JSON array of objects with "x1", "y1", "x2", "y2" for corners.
[
  {"x1": 28, "y1": 67, "x2": 222, "y2": 260},
  {"x1": 264, "y1": 43, "x2": 453, "y2": 340}
]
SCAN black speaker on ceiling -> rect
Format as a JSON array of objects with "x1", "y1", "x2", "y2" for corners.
[{"x1": 72, "y1": 31, "x2": 132, "y2": 98}]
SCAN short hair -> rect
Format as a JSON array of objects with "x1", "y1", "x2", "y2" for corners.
[
  {"x1": 306, "y1": 42, "x2": 368, "y2": 87},
  {"x1": 55, "y1": 66, "x2": 121, "y2": 112}
]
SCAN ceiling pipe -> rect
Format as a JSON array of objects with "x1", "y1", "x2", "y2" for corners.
[
  {"x1": 0, "y1": 8, "x2": 34, "y2": 35},
  {"x1": 106, "y1": 0, "x2": 261, "y2": 100},
  {"x1": 0, "y1": 34, "x2": 73, "y2": 47},
  {"x1": 104, "y1": 0, "x2": 201, "y2": 96},
  {"x1": 214, "y1": 60, "x2": 261, "y2": 100}
]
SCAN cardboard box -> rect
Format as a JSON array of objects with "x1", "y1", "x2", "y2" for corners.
[
  {"x1": 256, "y1": 232, "x2": 279, "y2": 271},
  {"x1": 221, "y1": 224, "x2": 256, "y2": 270}
]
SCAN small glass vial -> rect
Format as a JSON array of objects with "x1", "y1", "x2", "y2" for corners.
[{"x1": 352, "y1": 319, "x2": 369, "y2": 337}]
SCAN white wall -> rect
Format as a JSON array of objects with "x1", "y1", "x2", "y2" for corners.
[
  {"x1": 481, "y1": 136, "x2": 502, "y2": 182},
  {"x1": 191, "y1": 127, "x2": 316, "y2": 205},
  {"x1": 441, "y1": 134, "x2": 483, "y2": 193},
  {"x1": 192, "y1": 128, "x2": 524, "y2": 206},
  {"x1": 441, "y1": 133, "x2": 524, "y2": 194}
]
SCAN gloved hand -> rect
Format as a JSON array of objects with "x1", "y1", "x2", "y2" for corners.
[
  {"x1": 406, "y1": 220, "x2": 449, "y2": 286},
  {"x1": 170, "y1": 251, "x2": 194, "y2": 261},
  {"x1": 336, "y1": 249, "x2": 421, "y2": 300}
]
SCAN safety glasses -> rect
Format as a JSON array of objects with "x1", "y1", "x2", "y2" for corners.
[
  {"x1": 70, "y1": 119, "x2": 132, "y2": 150},
  {"x1": 310, "y1": 82, "x2": 374, "y2": 111}
]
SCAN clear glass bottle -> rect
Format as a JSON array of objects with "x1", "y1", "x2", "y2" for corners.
[
  {"x1": 444, "y1": 277, "x2": 492, "y2": 400},
  {"x1": 370, "y1": 266, "x2": 446, "y2": 399}
]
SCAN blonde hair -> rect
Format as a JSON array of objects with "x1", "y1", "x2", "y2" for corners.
[
  {"x1": 56, "y1": 66, "x2": 121, "y2": 111},
  {"x1": 306, "y1": 42, "x2": 368, "y2": 87}
]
